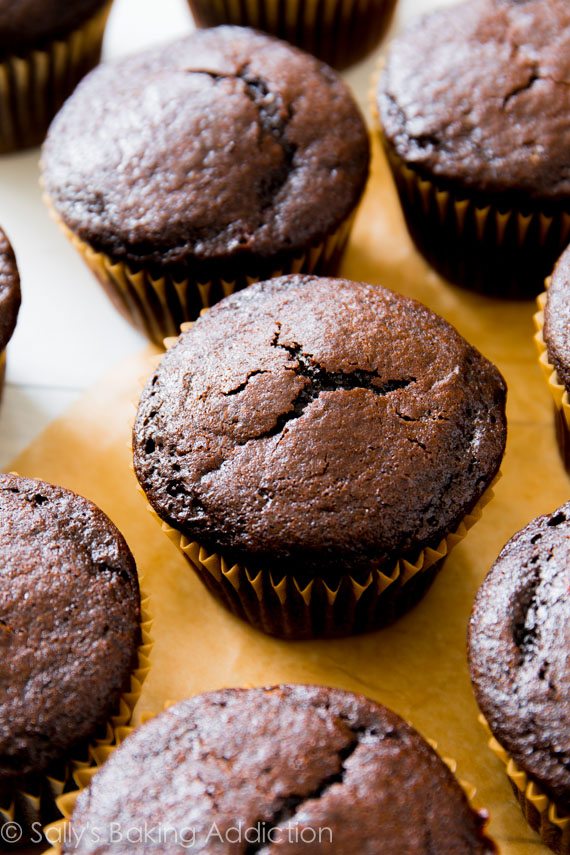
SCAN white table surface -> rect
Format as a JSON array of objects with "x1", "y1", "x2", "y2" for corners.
[{"x1": 0, "y1": 0, "x2": 453, "y2": 469}]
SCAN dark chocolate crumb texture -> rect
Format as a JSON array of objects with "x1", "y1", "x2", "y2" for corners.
[
  {"x1": 0, "y1": 474, "x2": 140, "y2": 788},
  {"x1": 133, "y1": 275, "x2": 507, "y2": 580},
  {"x1": 0, "y1": 228, "x2": 21, "y2": 354},
  {"x1": 379, "y1": 0, "x2": 570, "y2": 207},
  {"x1": 469, "y1": 502, "x2": 570, "y2": 813},
  {"x1": 0, "y1": 0, "x2": 109, "y2": 58},
  {"x1": 64, "y1": 686, "x2": 495, "y2": 854},
  {"x1": 41, "y1": 26, "x2": 369, "y2": 281},
  {"x1": 545, "y1": 244, "x2": 570, "y2": 392}
]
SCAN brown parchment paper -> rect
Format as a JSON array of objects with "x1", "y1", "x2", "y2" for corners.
[{"x1": 9, "y1": 137, "x2": 569, "y2": 854}]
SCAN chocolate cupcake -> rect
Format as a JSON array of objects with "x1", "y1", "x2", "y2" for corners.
[
  {"x1": 133, "y1": 275, "x2": 507, "y2": 639},
  {"x1": 376, "y1": 0, "x2": 570, "y2": 298},
  {"x1": 0, "y1": 228, "x2": 20, "y2": 399},
  {"x1": 42, "y1": 27, "x2": 370, "y2": 345},
  {"x1": 187, "y1": 0, "x2": 398, "y2": 70},
  {"x1": 469, "y1": 503, "x2": 570, "y2": 853},
  {"x1": 59, "y1": 685, "x2": 496, "y2": 854},
  {"x1": 535, "y1": 245, "x2": 570, "y2": 469},
  {"x1": 0, "y1": 474, "x2": 149, "y2": 840},
  {"x1": 0, "y1": 0, "x2": 112, "y2": 154}
]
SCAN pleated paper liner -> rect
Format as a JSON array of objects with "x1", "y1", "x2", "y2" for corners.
[
  {"x1": 0, "y1": 2, "x2": 112, "y2": 154},
  {"x1": 368, "y1": 60, "x2": 570, "y2": 299},
  {"x1": 425, "y1": 739, "x2": 496, "y2": 852},
  {"x1": 480, "y1": 715, "x2": 570, "y2": 854},
  {"x1": 44, "y1": 701, "x2": 495, "y2": 853},
  {"x1": 534, "y1": 287, "x2": 570, "y2": 471},
  {"x1": 0, "y1": 596, "x2": 152, "y2": 847},
  {"x1": 151, "y1": 478, "x2": 498, "y2": 640},
  {"x1": 45, "y1": 197, "x2": 356, "y2": 347},
  {"x1": 187, "y1": 0, "x2": 397, "y2": 69}
]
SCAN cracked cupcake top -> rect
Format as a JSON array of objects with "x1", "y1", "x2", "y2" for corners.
[
  {"x1": 0, "y1": 474, "x2": 140, "y2": 785},
  {"x1": 133, "y1": 275, "x2": 507, "y2": 579},
  {"x1": 544, "y1": 244, "x2": 570, "y2": 392},
  {"x1": 469, "y1": 503, "x2": 570, "y2": 812},
  {"x1": 0, "y1": 0, "x2": 108, "y2": 57},
  {"x1": 0, "y1": 228, "x2": 20, "y2": 355},
  {"x1": 378, "y1": 0, "x2": 570, "y2": 204},
  {"x1": 63, "y1": 685, "x2": 495, "y2": 855},
  {"x1": 41, "y1": 26, "x2": 369, "y2": 278}
]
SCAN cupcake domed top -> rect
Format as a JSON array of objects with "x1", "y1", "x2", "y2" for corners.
[
  {"x1": 469, "y1": 503, "x2": 570, "y2": 812},
  {"x1": 63, "y1": 686, "x2": 495, "y2": 854},
  {"x1": 0, "y1": 228, "x2": 21, "y2": 355},
  {"x1": 0, "y1": 474, "x2": 141, "y2": 783},
  {"x1": 0, "y1": 0, "x2": 109, "y2": 56},
  {"x1": 133, "y1": 275, "x2": 506, "y2": 579},
  {"x1": 42, "y1": 27, "x2": 369, "y2": 277},
  {"x1": 378, "y1": 0, "x2": 570, "y2": 204},
  {"x1": 544, "y1": 244, "x2": 570, "y2": 391}
]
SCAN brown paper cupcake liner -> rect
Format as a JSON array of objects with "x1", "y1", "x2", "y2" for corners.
[
  {"x1": 139, "y1": 430, "x2": 498, "y2": 639},
  {"x1": 369, "y1": 62, "x2": 570, "y2": 299},
  {"x1": 47, "y1": 203, "x2": 356, "y2": 346},
  {"x1": 0, "y1": 596, "x2": 152, "y2": 846},
  {"x1": 0, "y1": 2, "x2": 112, "y2": 154},
  {"x1": 480, "y1": 715, "x2": 570, "y2": 854},
  {"x1": 44, "y1": 704, "x2": 494, "y2": 853},
  {"x1": 188, "y1": 0, "x2": 397, "y2": 69},
  {"x1": 157, "y1": 484, "x2": 496, "y2": 639},
  {"x1": 533, "y1": 288, "x2": 570, "y2": 470},
  {"x1": 426, "y1": 737, "x2": 495, "y2": 846}
]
